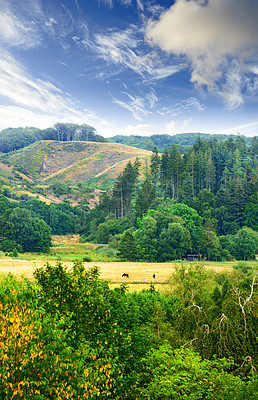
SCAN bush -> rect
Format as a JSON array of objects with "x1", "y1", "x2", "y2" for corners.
[{"x1": 82, "y1": 255, "x2": 92, "y2": 262}]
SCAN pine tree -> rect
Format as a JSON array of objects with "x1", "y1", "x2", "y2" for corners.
[
  {"x1": 150, "y1": 147, "x2": 160, "y2": 196},
  {"x1": 117, "y1": 230, "x2": 139, "y2": 261},
  {"x1": 135, "y1": 178, "x2": 156, "y2": 219}
]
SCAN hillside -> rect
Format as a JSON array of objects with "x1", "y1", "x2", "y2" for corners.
[{"x1": 0, "y1": 140, "x2": 152, "y2": 205}]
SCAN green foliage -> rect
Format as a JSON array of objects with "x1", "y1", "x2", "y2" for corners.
[
  {"x1": 7, "y1": 208, "x2": 51, "y2": 252},
  {"x1": 134, "y1": 216, "x2": 158, "y2": 261},
  {"x1": 110, "y1": 132, "x2": 253, "y2": 152},
  {"x1": 0, "y1": 207, "x2": 51, "y2": 253},
  {"x1": 198, "y1": 229, "x2": 221, "y2": 260},
  {"x1": 137, "y1": 345, "x2": 255, "y2": 400},
  {"x1": 82, "y1": 255, "x2": 92, "y2": 262},
  {"x1": 0, "y1": 127, "x2": 41, "y2": 153},
  {"x1": 158, "y1": 222, "x2": 191, "y2": 261},
  {"x1": 117, "y1": 230, "x2": 140, "y2": 261},
  {"x1": 0, "y1": 263, "x2": 258, "y2": 398},
  {"x1": 232, "y1": 227, "x2": 258, "y2": 260},
  {"x1": 243, "y1": 193, "x2": 258, "y2": 230}
]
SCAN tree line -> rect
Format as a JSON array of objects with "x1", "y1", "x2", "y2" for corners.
[
  {"x1": 0, "y1": 195, "x2": 88, "y2": 253},
  {"x1": 110, "y1": 132, "x2": 254, "y2": 152},
  {"x1": 0, "y1": 123, "x2": 107, "y2": 153}
]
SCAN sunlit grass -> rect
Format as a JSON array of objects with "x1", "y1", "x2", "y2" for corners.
[{"x1": 0, "y1": 235, "x2": 256, "y2": 291}]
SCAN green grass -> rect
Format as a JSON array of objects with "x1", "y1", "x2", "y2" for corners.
[{"x1": 10, "y1": 242, "x2": 116, "y2": 263}]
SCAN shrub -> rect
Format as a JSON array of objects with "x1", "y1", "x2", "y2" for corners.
[{"x1": 82, "y1": 255, "x2": 92, "y2": 262}]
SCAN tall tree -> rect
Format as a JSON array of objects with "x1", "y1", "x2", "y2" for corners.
[
  {"x1": 135, "y1": 177, "x2": 156, "y2": 219},
  {"x1": 150, "y1": 147, "x2": 160, "y2": 196},
  {"x1": 160, "y1": 149, "x2": 169, "y2": 200}
]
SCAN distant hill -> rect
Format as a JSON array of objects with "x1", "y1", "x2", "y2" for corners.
[
  {"x1": 0, "y1": 140, "x2": 152, "y2": 206},
  {"x1": 109, "y1": 132, "x2": 255, "y2": 152}
]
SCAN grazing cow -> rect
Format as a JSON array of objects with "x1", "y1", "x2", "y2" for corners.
[
  {"x1": 153, "y1": 274, "x2": 156, "y2": 279},
  {"x1": 122, "y1": 273, "x2": 129, "y2": 278}
]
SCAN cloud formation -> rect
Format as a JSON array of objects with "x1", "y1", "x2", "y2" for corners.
[
  {"x1": 0, "y1": 50, "x2": 103, "y2": 130},
  {"x1": 146, "y1": 0, "x2": 258, "y2": 109},
  {"x1": 158, "y1": 97, "x2": 205, "y2": 117},
  {"x1": 96, "y1": 0, "x2": 144, "y2": 11},
  {"x1": 113, "y1": 92, "x2": 150, "y2": 120},
  {"x1": 83, "y1": 25, "x2": 182, "y2": 81},
  {"x1": 0, "y1": 0, "x2": 41, "y2": 48}
]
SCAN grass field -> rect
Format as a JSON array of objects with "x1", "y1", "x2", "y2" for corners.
[
  {"x1": 0, "y1": 236, "x2": 244, "y2": 291},
  {"x1": 1, "y1": 235, "x2": 256, "y2": 292}
]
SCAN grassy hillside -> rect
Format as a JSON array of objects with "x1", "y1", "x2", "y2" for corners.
[
  {"x1": 2, "y1": 140, "x2": 151, "y2": 181},
  {"x1": 0, "y1": 140, "x2": 152, "y2": 205}
]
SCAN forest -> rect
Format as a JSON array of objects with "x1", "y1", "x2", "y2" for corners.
[
  {"x1": 0, "y1": 134, "x2": 257, "y2": 260},
  {"x1": 80, "y1": 135, "x2": 258, "y2": 262}
]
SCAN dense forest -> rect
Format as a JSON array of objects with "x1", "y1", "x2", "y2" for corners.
[
  {"x1": 0, "y1": 123, "x2": 107, "y2": 153},
  {"x1": 80, "y1": 135, "x2": 258, "y2": 262},
  {"x1": 1, "y1": 260, "x2": 257, "y2": 398},
  {"x1": 0, "y1": 134, "x2": 257, "y2": 260}
]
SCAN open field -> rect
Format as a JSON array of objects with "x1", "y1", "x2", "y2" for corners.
[{"x1": 0, "y1": 255, "x2": 241, "y2": 292}]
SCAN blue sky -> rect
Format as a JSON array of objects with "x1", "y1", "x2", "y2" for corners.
[{"x1": 0, "y1": 0, "x2": 258, "y2": 137}]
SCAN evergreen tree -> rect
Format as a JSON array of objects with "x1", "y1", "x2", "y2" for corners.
[
  {"x1": 150, "y1": 147, "x2": 160, "y2": 196},
  {"x1": 117, "y1": 230, "x2": 139, "y2": 261},
  {"x1": 160, "y1": 149, "x2": 169, "y2": 200},
  {"x1": 135, "y1": 178, "x2": 156, "y2": 219}
]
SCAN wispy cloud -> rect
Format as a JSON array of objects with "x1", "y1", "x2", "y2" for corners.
[
  {"x1": 0, "y1": 0, "x2": 90, "y2": 53},
  {"x1": 80, "y1": 24, "x2": 182, "y2": 82},
  {"x1": 222, "y1": 60, "x2": 244, "y2": 111},
  {"x1": 146, "y1": 0, "x2": 258, "y2": 109},
  {"x1": 158, "y1": 97, "x2": 205, "y2": 117},
  {"x1": 0, "y1": 0, "x2": 41, "y2": 49},
  {"x1": 113, "y1": 92, "x2": 149, "y2": 121},
  {"x1": 0, "y1": 49, "x2": 105, "y2": 130},
  {"x1": 221, "y1": 120, "x2": 258, "y2": 137},
  {"x1": 96, "y1": 0, "x2": 144, "y2": 11}
]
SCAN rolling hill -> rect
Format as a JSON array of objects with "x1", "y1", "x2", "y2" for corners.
[{"x1": 0, "y1": 140, "x2": 152, "y2": 205}]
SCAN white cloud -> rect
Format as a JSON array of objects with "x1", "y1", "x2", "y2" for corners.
[
  {"x1": 0, "y1": 0, "x2": 41, "y2": 48},
  {"x1": 0, "y1": 50, "x2": 106, "y2": 131},
  {"x1": 222, "y1": 60, "x2": 244, "y2": 111},
  {"x1": 182, "y1": 117, "x2": 193, "y2": 129},
  {"x1": 119, "y1": 117, "x2": 196, "y2": 137},
  {"x1": 158, "y1": 97, "x2": 205, "y2": 117},
  {"x1": 145, "y1": 90, "x2": 158, "y2": 108},
  {"x1": 146, "y1": 2, "x2": 165, "y2": 17},
  {"x1": 83, "y1": 25, "x2": 182, "y2": 81},
  {"x1": 113, "y1": 92, "x2": 149, "y2": 121},
  {"x1": 146, "y1": 0, "x2": 258, "y2": 109},
  {"x1": 220, "y1": 120, "x2": 258, "y2": 137},
  {"x1": 121, "y1": 123, "x2": 163, "y2": 136},
  {"x1": 165, "y1": 120, "x2": 176, "y2": 134}
]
